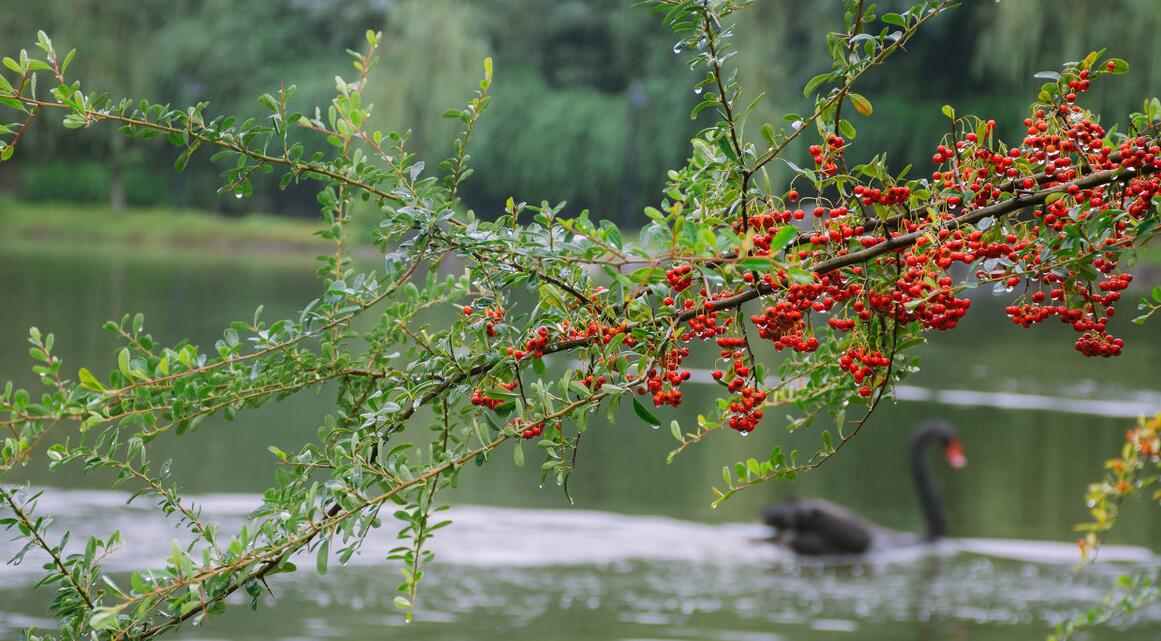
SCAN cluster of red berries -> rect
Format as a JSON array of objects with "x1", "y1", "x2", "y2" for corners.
[
  {"x1": 714, "y1": 336, "x2": 746, "y2": 352},
  {"x1": 807, "y1": 221, "x2": 859, "y2": 246},
  {"x1": 854, "y1": 184, "x2": 910, "y2": 206},
  {"x1": 508, "y1": 325, "x2": 551, "y2": 361},
  {"x1": 1003, "y1": 272, "x2": 1131, "y2": 357},
  {"x1": 1124, "y1": 176, "x2": 1159, "y2": 217},
  {"x1": 707, "y1": 337, "x2": 767, "y2": 432},
  {"x1": 475, "y1": 306, "x2": 504, "y2": 337},
  {"x1": 748, "y1": 272, "x2": 865, "y2": 351},
  {"x1": 1098, "y1": 273, "x2": 1133, "y2": 295},
  {"x1": 750, "y1": 301, "x2": 815, "y2": 352},
  {"x1": 809, "y1": 135, "x2": 845, "y2": 177},
  {"x1": 470, "y1": 389, "x2": 503, "y2": 410},
  {"x1": 869, "y1": 252, "x2": 972, "y2": 331},
  {"x1": 930, "y1": 144, "x2": 958, "y2": 165},
  {"x1": 713, "y1": 339, "x2": 753, "y2": 392},
  {"x1": 726, "y1": 386, "x2": 766, "y2": 432},
  {"x1": 827, "y1": 317, "x2": 856, "y2": 332},
  {"x1": 582, "y1": 374, "x2": 606, "y2": 391},
  {"x1": 560, "y1": 320, "x2": 633, "y2": 347},
  {"x1": 1114, "y1": 136, "x2": 1161, "y2": 172},
  {"x1": 734, "y1": 212, "x2": 800, "y2": 255},
  {"x1": 913, "y1": 66, "x2": 1160, "y2": 360},
  {"x1": 666, "y1": 264, "x2": 694, "y2": 293},
  {"x1": 638, "y1": 347, "x2": 691, "y2": 407},
  {"x1": 686, "y1": 306, "x2": 729, "y2": 340},
  {"x1": 1075, "y1": 331, "x2": 1124, "y2": 358},
  {"x1": 839, "y1": 348, "x2": 891, "y2": 397},
  {"x1": 508, "y1": 418, "x2": 546, "y2": 440},
  {"x1": 712, "y1": 337, "x2": 747, "y2": 381}
]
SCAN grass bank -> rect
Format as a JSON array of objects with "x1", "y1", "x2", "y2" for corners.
[{"x1": 0, "y1": 200, "x2": 331, "y2": 259}]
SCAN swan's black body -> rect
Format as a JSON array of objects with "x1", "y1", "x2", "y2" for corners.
[{"x1": 762, "y1": 420, "x2": 963, "y2": 556}]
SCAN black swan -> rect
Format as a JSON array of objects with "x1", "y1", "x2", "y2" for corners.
[{"x1": 762, "y1": 419, "x2": 966, "y2": 556}]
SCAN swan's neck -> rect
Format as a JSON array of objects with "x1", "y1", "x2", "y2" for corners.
[{"x1": 911, "y1": 435, "x2": 946, "y2": 541}]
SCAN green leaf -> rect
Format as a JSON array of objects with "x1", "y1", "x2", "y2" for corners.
[
  {"x1": 881, "y1": 12, "x2": 906, "y2": 27},
  {"x1": 257, "y1": 93, "x2": 278, "y2": 113},
  {"x1": 760, "y1": 122, "x2": 777, "y2": 146},
  {"x1": 316, "y1": 539, "x2": 329, "y2": 575},
  {"x1": 89, "y1": 609, "x2": 119, "y2": 630},
  {"x1": 787, "y1": 267, "x2": 815, "y2": 284},
  {"x1": 78, "y1": 367, "x2": 106, "y2": 392},
  {"x1": 1105, "y1": 58, "x2": 1129, "y2": 75},
  {"x1": 768, "y1": 445, "x2": 783, "y2": 465},
  {"x1": 848, "y1": 93, "x2": 873, "y2": 116},
  {"x1": 803, "y1": 72, "x2": 831, "y2": 97},
  {"x1": 174, "y1": 147, "x2": 193, "y2": 173},
  {"x1": 117, "y1": 347, "x2": 131, "y2": 379},
  {"x1": 670, "y1": 420, "x2": 682, "y2": 442},
  {"x1": 746, "y1": 458, "x2": 761, "y2": 477},
  {"x1": 716, "y1": 136, "x2": 738, "y2": 162},
  {"x1": 771, "y1": 225, "x2": 797, "y2": 253},
  {"x1": 941, "y1": 104, "x2": 956, "y2": 120},
  {"x1": 632, "y1": 396, "x2": 661, "y2": 427},
  {"x1": 60, "y1": 48, "x2": 76, "y2": 74},
  {"x1": 838, "y1": 119, "x2": 856, "y2": 140},
  {"x1": 513, "y1": 440, "x2": 524, "y2": 468}
]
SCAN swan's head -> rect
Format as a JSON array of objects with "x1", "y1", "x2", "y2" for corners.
[{"x1": 915, "y1": 419, "x2": 967, "y2": 469}]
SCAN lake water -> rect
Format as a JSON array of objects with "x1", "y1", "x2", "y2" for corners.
[{"x1": 1, "y1": 243, "x2": 1160, "y2": 640}]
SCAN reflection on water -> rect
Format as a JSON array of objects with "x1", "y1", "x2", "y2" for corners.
[
  {"x1": 2, "y1": 244, "x2": 1161, "y2": 640},
  {"x1": 1, "y1": 491, "x2": 1158, "y2": 641}
]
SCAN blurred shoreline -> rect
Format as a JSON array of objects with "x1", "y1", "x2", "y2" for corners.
[{"x1": 4, "y1": 200, "x2": 1160, "y2": 282}]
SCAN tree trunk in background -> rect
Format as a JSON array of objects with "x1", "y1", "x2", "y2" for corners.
[{"x1": 109, "y1": 133, "x2": 125, "y2": 212}]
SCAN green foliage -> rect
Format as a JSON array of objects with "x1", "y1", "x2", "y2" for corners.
[
  {"x1": 463, "y1": 72, "x2": 691, "y2": 217},
  {"x1": 5, "y1": 0, "x2": 1161, "y2": 218},
  {"x1": 20, "y1": 161, "x2": 171, "y2": 206}
]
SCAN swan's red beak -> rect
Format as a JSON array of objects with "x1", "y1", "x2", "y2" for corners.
[{"x1": 945, "y1": 439, "x2": 967, "y2": 469}]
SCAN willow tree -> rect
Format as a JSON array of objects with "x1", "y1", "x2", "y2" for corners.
[{"x1": 1, "y1": 1, "x2": 1159, "y2": 639}]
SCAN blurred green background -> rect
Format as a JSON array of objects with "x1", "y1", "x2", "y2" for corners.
[{"x1": 3, "y1": 0, "x2": 1160, "y2": 227}]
